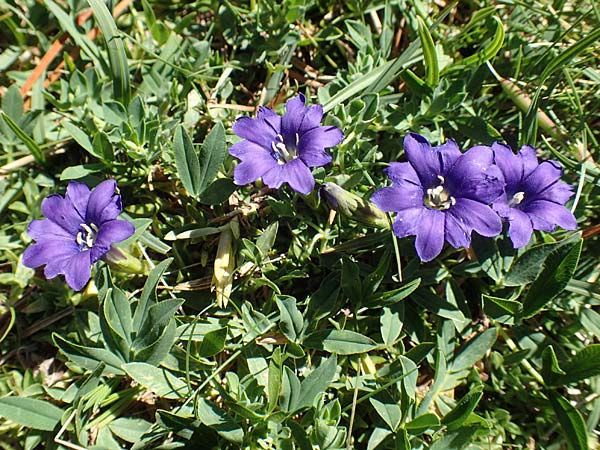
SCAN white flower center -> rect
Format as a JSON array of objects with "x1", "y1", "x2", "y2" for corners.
[
  {"x1": 424, "y1": 176, "x2": 456, "y2": 211},
  {"x1": 509, "y1": 191, "x2": 525, "y2": 206},
  {"x1": 271, "y1": 133, "x2": 300, "y2": 165},
  {"x1": 76, "y1": 223, "x2": 99, "y2": 249}
]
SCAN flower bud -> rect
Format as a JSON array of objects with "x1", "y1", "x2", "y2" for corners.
[
  {"x1": 320, "y1": 182, "x2": 389, "y2": 229},
  {"x1": 212, "y1": 221, "x2": 236, "y2": 308},
  {"x1": 103, "y1": 246, "x2": 148, "y2": 275}
]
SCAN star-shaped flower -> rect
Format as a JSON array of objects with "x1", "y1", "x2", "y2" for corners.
[
  {"x1": 23, "y1": 180, "x2": 135, "y2": 290},
  {"x1": 229, "y1": 94, "x2": 344, "y2": 194},
  {"x1": 372, "y1": 133, "x2": 505, "y2": 262},
  {"x1": 492, "y1": 143, "x2": 577, "y2": 248}
]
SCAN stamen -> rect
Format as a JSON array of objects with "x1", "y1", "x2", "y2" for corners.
[
  {"x1": 511, "y1": 191, "x2": 525, "y2": 205},
  {"x1": 77, "y1": 223, "x2": 98, "y2": 249},
  {"x1": 270, "y1": 133, "x2": 298, "y2": 165}
]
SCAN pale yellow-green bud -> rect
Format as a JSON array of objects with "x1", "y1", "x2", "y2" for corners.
[
  {"x1": 320, "y1": 182, "x2": 389, "y2": 229},
  {"x1": 103, "y1": 246, "x2": 148, "y2": 275}
]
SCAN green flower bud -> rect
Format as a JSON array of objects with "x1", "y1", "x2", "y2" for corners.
[{"x1": 319, "y1": 182, "x2": 389, "y2": 229}]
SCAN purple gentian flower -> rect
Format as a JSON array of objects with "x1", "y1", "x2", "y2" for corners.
[
  {"x1": 492, "y1": 143, "x2": 577, "y2": 248},
  {"x1": 22, "y1": 180, "x2": 135, "y2": 291},
  {"x1": 229, "y1": 94, "x2": 344, "y2": 194},
  {"x1": 371, "y1": 133, "x2": 505, "y2": 262}
]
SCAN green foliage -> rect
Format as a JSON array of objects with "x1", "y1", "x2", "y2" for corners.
[{"x1": 0, "y1": 0, "x2": 598, "y2": 449}]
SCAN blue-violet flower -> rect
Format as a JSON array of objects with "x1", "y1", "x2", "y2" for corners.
[
  {"x1": 372, "y1": 133, "x2": 505, "y2": 262},
  {"x1": 229, "y1": 94, "x2": 344, "y2": 195},
  {"x1": 23, "y1": 180, "x2": 135, "y2": 291},
  {"x1": 492, "y1": 143, "x2": 577, "y2": 248}
]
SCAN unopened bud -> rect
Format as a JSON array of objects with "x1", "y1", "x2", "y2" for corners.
[
  {"x1": 212, "y1": 221, "x2": 236, "y2": 308},
  {"x1": 319, "y1": 182, "x2": 389, "y2": 229},
  {"x1": 103, "y1": 246, "x2": 148, "y2": 275}
]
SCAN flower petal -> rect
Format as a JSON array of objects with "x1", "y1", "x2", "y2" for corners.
[
  {"x1": 92, "y1": 219, "x2": 136, "y2": 262},
  {"x1": 436, "y1": 139, "x2": 462, "y2": 173},
  {"x1": 520, "y1": 145, "x2": 538, "y2": 178},
  {"x1": 233, "y1": 152, "x2": 278, "y2": 186},
  {"x1": 228, "y1": 140, "x2": 269, "y2": 159},
  {"x1": 385, "y1": 162, "x2": 420, "y2": 185},
  {"x1": 522, "y1": 160, "x2": 562, "y2": 198},
  {"x1": 62, "y1": 251, "x2": 92, "y2": 291},
  {"x1": 493, "y1": 142, "x2": 522, "y2": 189},
  {"x1": 391, "y1": 207, "x2": 423, "y2": 238},
  {"x1": 298, "y1": 104, "x2": 324, "y2": 134},
  {"x1": 86, "y1": 179, "x2": 121, "y2": 224},
  {"x1": 257, "y1": 106, "x2": 281, "y2": 134},
  {"x1": 22, "y1": 239, "x2": 79, "y2": 269},
  {"x1": 523, "y1": 199, "x2": 577, "y2": 231},
  {"x1": 448, "y1": 146, "x2": 504, "y2": 203},
  {"x1": 41, "y1": 194, "x2": 83, "y2": 235},
  {"x1": 299, "y1": 148, "x2": 332, "y2": 168},
  {"x1": 506, "y1": 208, "x2": 534, "y2": 248},
  {"x1": 299, "y1": 126, "x2": 344, "y2": 151},
  {"x1": 538, "y1": 181, "x2": 574, "y2": 204},
  {"x1": 450, "y1": 198, "x2": 502, "y2": 237},
  {"x1": 65, "y1": 182, "x2": 91, "y2": 220},
  {"x1": 403, "y1": 133, "x2": 440, "y2": 188},
  {"x1": 232, "y1": 116, "x2": 278, "y2": 149},
  {"x1": 281, "y1": 159, "x2": 315, "y2": 195},
  {"x1": 444, "y1": 211, "x2": 471, "y2": 249},
  {"x1": 27, "y1": 219, "x2": 74, "y2": 241},
  {"x1": 414, "y1": 208, "x2": 445, "y2": 262},
  {"x1": 371, "y1": 185, "x2": 423, "y2": 212},
  {"x1": 281, "y1": 95, "x2": 306, "y2": 139}
]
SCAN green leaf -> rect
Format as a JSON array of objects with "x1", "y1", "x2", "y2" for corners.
[
  {"x1": 133, "y1": 258, "x2": 173, "y2": 331},
  {"x1": 441, "y1": 386, "x2": 483, "y2": 430},
  {"x1": 280, "y1": 366, "x2": 301, "y2": 413},
  {"x1": 539, "y1": 28, "x2": 600, "y2": 83},
  {"x1": 109, "y1": 418, "x2": 152, "y2": 443},
  {"x1": 198, "y1": 178, "x2": 237, "y2": 205},
  {"x1": 547, "y1": 390, "x2": 589, "y2": 450},
  {"x1": 276, "y1": 295, "x2": 304, "y2": 342},
  {"x1": 303, "y1": 329, "x2": 377, "y2": 355},
  {"x1": 101, "y1": 287, "x2": 133, "y2": 357},
  {"x1": 197, "y1": 398, "x2": 244, "y2": 444},
  {"x1": 53, "y1": 333, "x2": 125, "y2": 374},
  {"x1": 0, "y1": 397, "x2": 63, "y2": 431},
  {"x1": 60, "y1": 164, "x2": 105, "y2": 180},
  {"x1": 295, "y1": 356, "x2": 337, "y2": 411},
  {"x1": 197, "y1": 122, "x2": 226, "y2": 194},
  {"x1": 199, "y1": 327, "x2": 227, "y2": 357},
  {"x1": 505, "y1": 234, "x2": 581, "y2": 286},
  {"x1": 428, "y1": 425, "x2": 479, "y2": 450},
  {"x1": 482, "y1": 294, "x2": 521, "y2": 315},
  {"x1": 405, "y1": 413, "x2": 440, "y2": 434},
  {"x1": 62, "y1": 122, "x2": 95, "y2": 157},
  {"x1": 0, "y1": 112, "x2": 45, "y2": 163},
  {"x1": 256, "y1": 221, "x2": 279, "y2": 256},
  {"x1": 87, "y1": 0, "x2": 130, "y2": 105},
  {"x1": 173, "y1": 125, "x2": 201, "y2": 197},
  {"x1": 417, "y1": 17, "x2": 439, "y2": 86},
  {"x1": 457, "y1": 16, "x2": 505, "y2": 68},
  {"x1": 2, "y1": 85, "x2": 23, "y2": 121},
  {"x1": 370, "y1": 395, "x2": 401, "y2": 431},
  {"x1": 522, "y1": 238, "x2": 582, "y2": 318},
  {"x1": 560, "y1": 344, "x2": 600, "y2": 385},
  {"x1": 450, "y1": 328, "x2": 497, "y2": 375},
  {"x1": 541, "y1": 345, "x2": 566, "y2": 386},
  {"x1": 366, "y1": 278, "x2": 421, "y2": 308},
  {"x1": 380, "y1": 305, "x2": 403, "y2": 346},
  {"x1": 123, "y1": 362, "x2": 187, "y2": 399}
]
